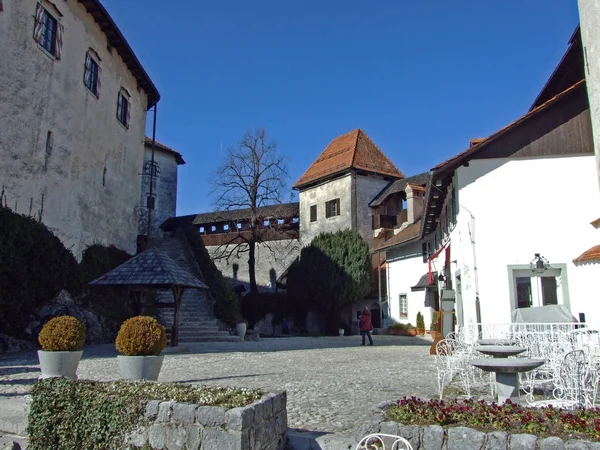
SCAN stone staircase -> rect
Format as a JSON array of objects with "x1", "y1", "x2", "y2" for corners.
[{"x1": 153, "y1": 234, "x2": 239, "y2": 343}]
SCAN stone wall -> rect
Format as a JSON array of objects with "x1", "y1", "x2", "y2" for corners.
[
  {"x1": 354, "y1": 173, "x2": 391, "y2": 250},
  {"x1": 126, "y1": 391, "x2": 287, "y2": 450},
  {"x1": 0, "y1": 0, "x2": 149, "y2": 258},
  {"x1": 354, "y1": 400, "x2": 600, "y2": 450},
  {"x1": 208, "y1": 240, "x2": 300, "y2": 292}
]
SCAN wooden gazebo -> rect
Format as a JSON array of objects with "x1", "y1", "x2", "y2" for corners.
[{"x1": 89, "y1": 247, "x2": 208, "y2": 346}]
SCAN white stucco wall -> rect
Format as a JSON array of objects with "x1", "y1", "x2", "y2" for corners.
[
  {"x1": 139, "y1": 147, "x2": 179, "y2": 238},
  {"x1": 299, "y1": 174, "x2": 352, "y2": 246},
  {"x1": 0, "y1": 0, "x2": 149, "y2": 257},
  {"x1": 578, "y1": 1, "x2": 600, "y2": 192},
  {"x1": 386, "y1": 242, "x2": 433, "y2": 328},
  {"x1": 448, "y1": 155, "x2": 600, "y2": 328},
  {"x1": 208, "y1": 240, "x2": 300, "y2": 293}
]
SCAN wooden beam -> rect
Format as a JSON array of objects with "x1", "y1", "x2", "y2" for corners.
[{"x1": 170, "y1": 286, "x2": 184, "y2": 347}]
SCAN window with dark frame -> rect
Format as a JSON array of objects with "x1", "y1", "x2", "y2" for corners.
[
  {"x1": 39, "y1": 9, "x2": 57, "y2": 54},
  {"x1": 84, "y1": 53, "x2": 100, "y2": 96},
  {"x1": 117, "y1": 92, "x2": 130, "y2": 128},
  {"x1": 325, "y1": 198, "x2": 340, "y2": 218},
  {"x1": 310, "y1": 205, "x2": 317, "y2": 222}
]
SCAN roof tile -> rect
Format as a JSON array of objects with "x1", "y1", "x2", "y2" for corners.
[
  {"x1": 374, "y1": 221, "x2": 421, "y2": 252},
  {"x1": 573, "y1": 245, "x2": 600, "y2": 264}
]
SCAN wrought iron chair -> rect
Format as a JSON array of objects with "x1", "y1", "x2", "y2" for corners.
[{"x1": 355, "y1": 433, "x2": 414, "y2": 450}]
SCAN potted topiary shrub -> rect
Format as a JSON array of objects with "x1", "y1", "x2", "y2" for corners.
[
  {"x1": 236, "y1": 315, "x2": 247, "y2": 341},
  {"x1": 416, "y1": 312, "x2": 426, "y2": 336},
  {"x1": 37, "y1": 315, "x2": 86, "y2": 380},
  {"x1": 430, "y1": 310, "x2": 441, "y2": 340},
  {"x1": 115, "y1": 316, "x2": 167, "y2": 381}
]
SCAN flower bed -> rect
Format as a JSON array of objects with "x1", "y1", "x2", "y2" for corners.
[
  {"x1": 28, "y1": 378, "x2": 287, "y2": 450},
  {"x1": 354, "y1": 397, "x2": 600, "y2": 449}
]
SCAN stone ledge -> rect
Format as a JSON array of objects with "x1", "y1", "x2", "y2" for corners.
[
  {"x1": 353, "y1": 401, "x2": 600, "y2": 450},
  {"x1": 126, "y1": 391, "x2": 287, "y2": 450}
]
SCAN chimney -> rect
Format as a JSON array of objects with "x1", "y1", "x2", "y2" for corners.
[
  {"x1": 405, "y1": 184, "x2": 424, "y2": 224},
  {"x1": 470, "y1": 138, "x2": 486, "y2": 147}
]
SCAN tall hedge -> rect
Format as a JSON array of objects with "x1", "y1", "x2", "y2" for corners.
[
  {"x1": 80, "y1": 244, "x2": 134, "y2": 325},
  {"x1": 181, "y1": 224, "x2": 239, "y2": 326},
  {"x1": 0, "y1": 205, "x2": 82, "y2": 336},
  {"x1": 286, "y1": 229, "x2": 371, "y2": 333}
]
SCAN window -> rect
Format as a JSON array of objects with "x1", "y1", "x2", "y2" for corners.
[
  {"x1": 83, "y1": 52, "x2": 101, "y2": 96},
  {"x1": 117, "y1": 91, "x2": 130, "y2": 128},
  {"x1": 325, "y1": 198, "x2": 340, "y2": 218},
  {"x1": 33, "y1": 4, "x2": 64, "y2": 59},
  {"x1": 399, "y1": 294, "x2": 408, "y2": 318},
  {"x1": 310, "y1": 205, "x2": 317, "y2": 222},
  {"x1": 508, "y1": 266, "x2": 569, "y2": 314}
]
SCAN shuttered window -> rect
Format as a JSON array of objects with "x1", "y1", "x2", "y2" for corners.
[
  {"x1": 33, "y1": 3, "x2": 64, "y2": 59},
  {"x1": 325, "y1": 198, "x2": 340, "y2": 218},
  {"x1": 310, "y1": 205, "x2": 317, "y2": 222}
]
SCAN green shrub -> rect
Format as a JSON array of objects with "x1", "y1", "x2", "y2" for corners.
[
  {"x1": 28, "y1": 378, "x2": 263, "y2": 450},
  {"x1": 38, "y1": 316, "x2": 86, "y2": 351},
  {"x1": 115, "y1": 316, "x2": 166, "y2": 356},
  {"x1": 416, "y1": 312, "x2": 425, "y2": 330},
  {"x1": 388, "y1": 322, "x2": 413, "y2": 331},
  {"x1": 240, "y1": 291, "x2": 289, "y2": 329},
  {"x1": 0, "y1": 205, "x2": 82, "y2": 336},
  {"x1": 430, "y1": 311, "x2": 440, "y2": 331},
  {"x1": 180, "y1": 224, "x2": 239, "y2": 326}
]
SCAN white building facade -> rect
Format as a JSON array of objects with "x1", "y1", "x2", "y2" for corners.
[{"x1": 0, "y1": 0, "x2": 159, "y2": 257}]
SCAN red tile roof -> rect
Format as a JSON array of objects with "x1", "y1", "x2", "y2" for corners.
[
  {"x1": 573, "y1": 245, "x2": 600, "y2": 264},
  {"x1": 293, "y1": 129, "x2": 403, "y2": 189},
  {"x1": 144, "y1": 136, "x2": 185, "y2": 165},
  {"x1": 431, "y1": 80, "x2": 585, "y2": 174},
  {"x1": 591, "y1": 218, "x2": 600, "y2": 229},
  {"x1": 374, "y1": 221, "x2": 421, "y2": 253}
]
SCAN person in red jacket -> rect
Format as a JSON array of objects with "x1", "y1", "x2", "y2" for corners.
[{"x1": 359, "y1": 307, "x2": 374, "y2": 346}]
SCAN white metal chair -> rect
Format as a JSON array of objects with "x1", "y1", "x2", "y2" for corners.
[{"x1": 355, "y1": 433, "x2": 413, "y2": 450}]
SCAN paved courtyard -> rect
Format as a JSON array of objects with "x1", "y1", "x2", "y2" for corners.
[{"x1": 0, "y1": 335, "x2": 438, "y2": 436}]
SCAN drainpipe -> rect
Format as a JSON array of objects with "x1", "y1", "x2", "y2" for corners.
[
  {"x1": 146, "y1": 103, "x2": 157, "y2": 246},
  {"x1": 461, "y1": 203, "x2": 482, "y2": 329}
]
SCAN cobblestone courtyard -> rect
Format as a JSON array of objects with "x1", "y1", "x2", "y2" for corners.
[{"x1": 0, "y1": 335, "x2": 438, "y2": 435}]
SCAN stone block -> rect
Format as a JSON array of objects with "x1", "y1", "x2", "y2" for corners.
[
  {"x1": 226, "y1": 406, "x2": 254, "y2": 431},
  {"x1": 540, "y1": 437, "x2": 566, "y2": 450},
  {"x1": 172, "y1": 403, "x2": 197, "y2": 425},
  {"x1": 148, "y1": 423, "x2": 166, "y2": 449},
  {"x1": 379, "y1": 421, "x2": 400, "y2": 437},
  {"x1": 166, "y1": 426, "x2": 187, "y2": 450},
  {"x1": 447, "y1": 426, "x2": 485, "y2": 450},
  {"x1": 125, "y1": 426, "x2": 148, "y2": 448},
  {"x1": 510, "y1": 434, "x2": 537, "y2": 450},
  {"x1": 158, "y1": 401, "x2": 176, "y2": 423},
  {"x1": 422, "y1": 425, "x2": 444, "y2": 450},
  {"x1": 144, "y1": 400, "x2": 161, "y2": 421},
  {"x1": 275, "y1": 409, "x2": 288, "y2": 435},
  {"x1": 485, "y1": 431, "x2": 508, "y2": 450},
  {"x1": 196, "y1": 406, "x2": 227, "y2": 427},
  {"x1": 567, "y1": 442, "x2": 593, "y2": 450},
  {"x1": 352, "y1": 419, "x2": 382, "y2": 443},
  {"x1": 398, "y1": 424, "x2": 420, "y2": 449},
  {"x1": 202, "y1": 429, "x2": 242, "y2": 450},
  {"x1": 184, "y1": 425, "x2": 202, "y2": 450}
]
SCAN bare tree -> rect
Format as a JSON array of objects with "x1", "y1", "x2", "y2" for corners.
[{"x1": 211, "y1": 128, "x2": 294, "y2": 293}]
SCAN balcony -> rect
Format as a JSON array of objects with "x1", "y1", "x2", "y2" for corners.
[{"x1": 372, "y1": 214, "x2": 397, "y2": 230}]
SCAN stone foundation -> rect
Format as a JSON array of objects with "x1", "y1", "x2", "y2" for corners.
[
  {"x1": 353, "y1": 400, "x2": 600, "y2": 450},
  {"x1": 126, "y1": 391, "x2": 287, "y2": 450}
]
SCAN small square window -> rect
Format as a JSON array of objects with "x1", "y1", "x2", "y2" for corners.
[
  {"x1": 117, "y1": 92, "x2": 130, "y2": 128},
  {"x1": 325, "y1": 198, "x2": 340, "y2": 218},
  {"x1": 310, "y1": 205, "x2": 317, "y2": 222}
]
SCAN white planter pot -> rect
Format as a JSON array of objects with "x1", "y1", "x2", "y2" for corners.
[
  {"x1": 236, "y1": 323, "x2": 247, "y2": 340},
  {"x1": 338, "y1": 328, "x2": 345, "y2": 336},
  {"x1": 38, "y1": 350, "x2": 83, "y2": 380},
  {"x1": 118, "y1": 355, "x2": 164, "y2": 381}
]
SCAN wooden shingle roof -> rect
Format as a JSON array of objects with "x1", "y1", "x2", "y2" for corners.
[
  {"x1": 293, "y1": 129, "x2": 403, "y2": 189},
  {"x1": 89, "y1": 247, "x2": 207, "y2": 289}
]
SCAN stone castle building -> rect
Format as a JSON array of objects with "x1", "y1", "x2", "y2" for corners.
[{"x1": 0, "y1": 0, "x2": 160, "y2": 257}]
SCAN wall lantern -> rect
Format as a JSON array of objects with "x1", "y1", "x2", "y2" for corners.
[
  {"x1": 438, "y1": 273, "x2": 445, "y2": 282},
  {"x1": 530, "y1": 253, "x2": 550, "y2": 274}
]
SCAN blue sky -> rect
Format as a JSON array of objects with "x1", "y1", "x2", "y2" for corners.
[{"x1": 102, "y1": 0, "x2": 580, "y2": 216}]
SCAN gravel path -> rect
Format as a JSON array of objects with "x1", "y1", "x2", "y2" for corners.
[{"x1": 0, "y1": 335, "x2": 438, "y2": 434}]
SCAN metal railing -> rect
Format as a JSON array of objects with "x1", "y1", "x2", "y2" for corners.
[{"x1": 458, "y1": 322, "x2": 587, "y2": 344}]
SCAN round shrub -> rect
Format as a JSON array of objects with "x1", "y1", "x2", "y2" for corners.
[
  {"x1": 38, "y1": 316, "x2": 86, "y2": 351},
  {"x1": 115, "y1": 316, "x2": 167, "y2": 356}
]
